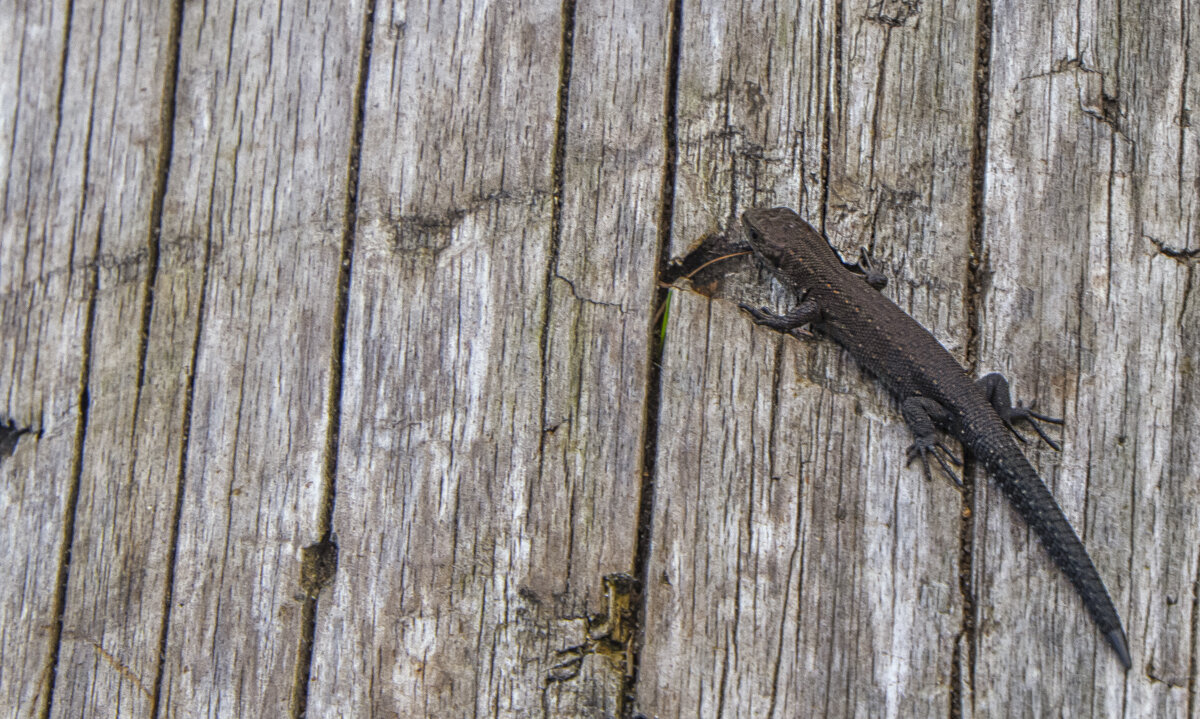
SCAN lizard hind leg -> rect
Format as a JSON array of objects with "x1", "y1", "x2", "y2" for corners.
[
  {"x1": 977, "y1": 372, "x2": 1064, "y2": 451},
  {"x1": 900, "y1": 396, "x2": 964, "y2": 487}
]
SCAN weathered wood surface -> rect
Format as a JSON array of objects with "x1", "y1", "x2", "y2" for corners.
[
  {"x1": 0, "y1": 2, "x2": 1195, "y2": 719},
  {"x1": 638, "y1": 0, "x2": 978, "y2": 715},
  {"x1": 1, "y1": 1, "x2": 178, "y2": 716},
  {"x1": 975, "y1": 2, "x2": 1199, "y2": 714},
  {"x1": 306, "y1": 1, "x2": 666, "y2": 715}
]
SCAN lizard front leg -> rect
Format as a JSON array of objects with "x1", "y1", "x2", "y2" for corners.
[
  {"x1": 901, "y1": 396, "x2": 963, "y2": 486},
  {"x1": 977, "y1": 372, "x2": 1064, "y2": 450},
  {"x1": 739, "y1": 299, "x2": 821, "y2": 339}
]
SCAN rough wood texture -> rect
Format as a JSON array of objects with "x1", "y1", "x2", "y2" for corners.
[
  {"x1": 1, "y1": 2, "x2": 100, "y2": 715},
  {"x1": 3, "y1": 1, "x2": 368, "y2": 717},
  {"x1": 42, "y1": 3, "x2": 179, "y2": 717},
  {"x1": 637, "y1": 0, "x2": 982, "y2": 715},
  {"x1": 1, "y1": 0, "x2": 1196, "y2": 717},
  {"x1": 148, "y1": 3, "x2": 368, "y2": 717},
  {"x1": 974, "y1": 0, "x2": 1200, "y2": 714},
  {"x1": 306, "y1": 1, "x2": 667, "y2": 717}
]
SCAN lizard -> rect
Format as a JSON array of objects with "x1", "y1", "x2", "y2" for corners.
[{"x1": 737, "y1": 206, "x2": 1131, "y2": 670}]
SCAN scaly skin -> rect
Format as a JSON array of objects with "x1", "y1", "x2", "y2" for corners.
[{"x1": 739, "y1": 206, "x2": 1130, "y2": 670}]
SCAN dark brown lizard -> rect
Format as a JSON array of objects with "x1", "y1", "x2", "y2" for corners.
[{"x1": 738, "y1": 206, "x2": 1130, "y2": 670}]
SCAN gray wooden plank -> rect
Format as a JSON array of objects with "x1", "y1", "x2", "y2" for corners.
[
  {"x1": 1, "y1": 0, "x2": 1193, "y2": 716},
  {"x1": 0, "y1": 1, "x2": 167, "y2": 715},
  {"x1": 307, "y1": 0, "x2": 668, "y2": 716},
  {"x1": 667, "y1": 0, "x2": 833, "y2": 257},
  {"x1": 637, "y1": 0, "x2": 979, "y2": 715},
  {"x1": 24, "y1": 3, "x2": 180, "y2": 717},
  {"x1": 148, "y1": 1, "x2": 368, "y2": 716},
  {"x1": 974, "y1": 0, "x2": 1200, "y2": 714},
  {"x1": 826, "y1": 0, "x2": 978, "y2": 339},
  {"x1": 640, "y1": 290, "x2": 963, "y2": 718}
]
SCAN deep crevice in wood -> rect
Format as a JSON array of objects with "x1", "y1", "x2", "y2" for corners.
[
  {"x1": 143, "y1": 3, "x2": 189, "y2": 715},
  {"x1": 865, "y1": 29, "x2": 891, "y2": 194},
  {"x1": 38, "y1": 1, "x2": 94, "y2": 710},
  {"x1": 1187, "y1": 545, "x2": 1199, "y2": 718},
  {"x1": 40, "y1": 241, "x2": 97, "y2": 719},
  {"x1": 535, "y1": 2, "x2": 578, "y2": 712},
  {"x1": 288, "y1": 1, "x2": 377, "y2": 717},
  {"x1": 818, "y1": 0, "x2": 843, "y2": 234},
  {"x1": 148, "y1": 213, "x2": 210, "y2": 719},
  {"x1": 134, "y1": 0, "x2": 183, "y2": 401},
  {"x1": 954, "y1": 0, "x2": 994, "y2": 714},
  {"x1": 764, "y1": 341, "x2": 800, "y2": 719},
  {"x1": 624, "y1": 0, "x2": 682, "y2": 716},
  {"x1": 535, "y1": 0, "x2": 576, "y2": 536}
]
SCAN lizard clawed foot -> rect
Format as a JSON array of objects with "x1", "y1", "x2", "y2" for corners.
[
  {"x1": 999, "y1": 400, "x2": 1064, "y2": 451},
  {"x1": 977, "y1": 373, "x2": 1065, "y2": 451},
  {"x1": 739, "y1": 298, "x2": 821, "y2": 335},
  {"x1": 855, "y1": 247, "x2": 888, "y2": 290},
  {"x1": 739, "y1": 303, "x2": 780, "y2": 325},
  {"x1": 905, "y1": 436, "x2": 963, "y2": 487},
  {"x1": 843, "y1": 247, "x2": 887, "y2": 290},
  {"x1": 740, "y1": 304, "x2": 816, "y2": 339}
]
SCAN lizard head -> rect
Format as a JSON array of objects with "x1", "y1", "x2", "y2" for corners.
[{"x1": 741, "y1": 207, "x2": 839, "y2": 275}]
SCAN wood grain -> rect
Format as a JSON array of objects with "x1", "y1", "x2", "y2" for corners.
[
  {"x1": 0, "y1": 0, "x2": 1195, "y2": 717},
  {"x1": 974, "y1": 0, "x2": 1200, "y2": 714},
  {"x1": 42, "y1": 2, "x2": 180, "y2": 716},
  {"x1": 0, "y1": 1, "x2": 179, "y2": 715},
  {"x1": 147, "y1": 2, "x2": 368, "y2": 717},
  {"x1": 306, "y1": 1, "x2": 669, "y2": 716},
  {"x1": 0, "y1": 2, "x2": 90, "y2": 714},
  {"x1": 635, "y1": 0, "x2": 979, "y2": 715}
]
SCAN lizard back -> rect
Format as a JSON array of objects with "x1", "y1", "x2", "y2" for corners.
[{"x1": 740, "y1": 206, "x2": 1130, "y2": 669}]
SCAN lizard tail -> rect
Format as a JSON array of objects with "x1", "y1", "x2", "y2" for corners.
[{"x1": 982, "y1": 447, "x2": 1131, "y2": 670}]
